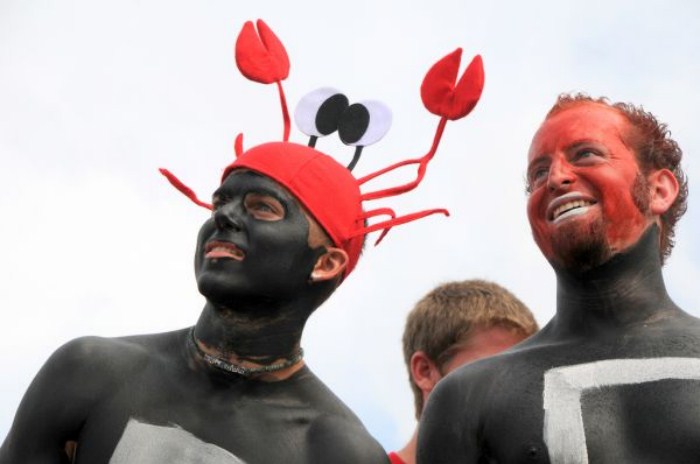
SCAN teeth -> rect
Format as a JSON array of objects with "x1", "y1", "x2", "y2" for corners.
[{"x1": 553, "y1": 200, "x2": 593, "y2": 220}]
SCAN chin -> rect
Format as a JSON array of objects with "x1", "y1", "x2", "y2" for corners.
[
  {"x1": 197, "y1": 270, "x2": 244, "y2": 303},
  {"x1": 196, "y1": 269, "x2": 314, "y2": 310},
  {"x1": 547, "y1": 220, "x2": 613, "y2": 272}
]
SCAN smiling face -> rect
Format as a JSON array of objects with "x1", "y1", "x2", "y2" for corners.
[
  {"x1": 526, "y1": 103, "x2": 655, "y2": 270},
  {"x1": 195, "y1": 170, "x2": 325, "y2": 307}
]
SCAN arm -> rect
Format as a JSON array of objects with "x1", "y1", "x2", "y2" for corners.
[
  {"x1": 0, "y1": 337, "x2": 107, "y2": 464},
  {"x1": 417, "y1": 373, "x2": 480, "y2": 464}
]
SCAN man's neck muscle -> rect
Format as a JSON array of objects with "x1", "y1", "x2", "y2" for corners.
[{"x1": 552, "y1": 225, "x2": 680, "y2": 336}]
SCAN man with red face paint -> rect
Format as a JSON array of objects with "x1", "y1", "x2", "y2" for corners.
[{"x1": 418, "y1": 94, "x2": 700, "y2": 463}]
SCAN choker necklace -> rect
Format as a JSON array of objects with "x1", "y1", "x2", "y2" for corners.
[{"x1": 187, "y1": 328, "x2": 304, "y2": 377}]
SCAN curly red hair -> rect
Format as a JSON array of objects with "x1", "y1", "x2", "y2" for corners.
[{"x1": 545, "y1": 93, "x2": 688, "y2": 263}]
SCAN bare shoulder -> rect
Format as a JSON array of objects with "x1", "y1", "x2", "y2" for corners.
[
  {"x1": 442, "y1": 334, "x2": 550, "y2": 388},
  {"x1": 52, "y1": 328, "x2": 187, "y2": 379},
  {"x1": 0, "y1": 334, "x2": 143, "y2": 460},
  {"x1": 307, "y1": 413, "x2": 388, "y2": 464},
  {"x1": 417, "y1": 335, "x2": 563, "y2": 464},
  {"x1": 284, "y1": 368, "x2": 387, "y2": 463},
  {"x1": 15, "y1": 330, "x2": 184, "y2": 411},
  {"x1": 29, "y1": 335, "x2": 140, "y2": 398},
  {"x1": 8, "y1": 330, "x2": 187, "y2": 425}
]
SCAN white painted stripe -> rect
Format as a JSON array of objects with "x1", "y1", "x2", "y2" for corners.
[
  {"x1": 110, "y1": 418, "x2": 247, "y2": 464},
  {"x1": 543, "y1": 357, "x2": 700, "y2": 464}
]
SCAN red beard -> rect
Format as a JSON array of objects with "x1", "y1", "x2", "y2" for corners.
[{"x1": 549, "y1": 173, "x2": 651, "y2": 272}]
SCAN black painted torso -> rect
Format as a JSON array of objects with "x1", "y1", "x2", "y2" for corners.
[
  {"x1": 418, "y1": 228, "x2": 700, "y2": 464},
  {"x1": 1, "y1": 329, "x2": 388, "y2": 464}
]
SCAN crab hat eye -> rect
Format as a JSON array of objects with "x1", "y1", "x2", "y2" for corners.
[
  {"x1": 294, "y1": 87, "x2": 349, "y2": 137},
  {"x1": 338, "y1": 100, "x2": 392, "y2": 147}
]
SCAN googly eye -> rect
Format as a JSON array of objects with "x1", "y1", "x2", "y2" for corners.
[
  {"x1": 338, "y1": 100, "x2": 392, "y2": 147},
  {"x1": 294, "y1": 87, "x2": 349, "y2": 137}
]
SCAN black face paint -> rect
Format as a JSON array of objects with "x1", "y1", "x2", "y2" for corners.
[{"x1": 195, "y1": 171, "x2": 325, "y2": 309}]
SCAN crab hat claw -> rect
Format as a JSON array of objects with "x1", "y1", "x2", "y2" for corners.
[
  {"x1": 235, "y1": 19, "x2": 290, "y2": 84},
  {"x1": 420, "y1": 49, "x2": 484, "y2": 121}
]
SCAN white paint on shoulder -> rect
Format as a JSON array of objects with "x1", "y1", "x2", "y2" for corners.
[
  {"x1": 110, "y1": 418, "x2": 247, "y2": 464},
  {"x1": 543, "y1": 357, "x2": 700, "y2": 464}
]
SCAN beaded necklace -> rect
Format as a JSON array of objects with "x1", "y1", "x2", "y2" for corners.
[{"x1": 188, "y1": 328, "x2": 304, "y2": 377}]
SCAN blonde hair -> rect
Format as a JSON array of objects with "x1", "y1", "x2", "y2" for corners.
[{"x1": 402, "y1": 279, "x2": 538, "y2": 417}]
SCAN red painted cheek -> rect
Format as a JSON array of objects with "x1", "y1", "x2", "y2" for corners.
[{"x1": 599, "y1": 182, "x2": 646, "y2": 246}]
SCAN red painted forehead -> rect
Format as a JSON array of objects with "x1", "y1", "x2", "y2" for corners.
[{"x1": 528, "y1": 103, "x2": 632, "y2": 164}]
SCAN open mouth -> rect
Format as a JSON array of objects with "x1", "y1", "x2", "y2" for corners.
[
  {"x1": 548, "y1": 194, "x2": 597, "y2": 223},
  {"x1": 204, "y1": 241, "x2": 245, "y2": 261}
]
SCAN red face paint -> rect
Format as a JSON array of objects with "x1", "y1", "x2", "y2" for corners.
[{"x1": 526, "y1": 103, "x2": 652, "y2": 269}]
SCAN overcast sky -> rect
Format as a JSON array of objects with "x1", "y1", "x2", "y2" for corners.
[{"x1": 1, "y1": 0, "x2": 699, "y2": 452}]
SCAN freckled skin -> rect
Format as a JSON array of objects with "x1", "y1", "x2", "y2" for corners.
[
  {"x1": 417, "y1": 104, "x2": 700, "y2": 464},
  {"x1": 0, "y1": 170, "x2": 388, "y2": 464}
]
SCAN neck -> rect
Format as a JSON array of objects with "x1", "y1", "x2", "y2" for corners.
[
  {"x1": 551, "y1": 225, "x2": 679, "y2": 336},
  {"x1": 396, "y1": 429, "x2": 418, "y2": 464},
  {"x1": 191, "y1": 276, "x2": 335, "y2": 379},
  {"x1": 194, "y1": 299, "x2": 310, "y2": 362}
]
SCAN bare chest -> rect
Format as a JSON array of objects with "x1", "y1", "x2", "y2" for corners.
[
  {"x1": 72, "y1": 370, "x2": 324, "y2": 464},
  {"x1": 480, "y1": 341, "x2": 700, "y2": 463}
]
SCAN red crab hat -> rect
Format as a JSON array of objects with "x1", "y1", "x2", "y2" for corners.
[{"x1": 160, "y1": 19, "x2": 485, "y2": 278}]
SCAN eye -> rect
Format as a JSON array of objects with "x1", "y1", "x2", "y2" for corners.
[
  {"x1": 533, "y1": 167, "x2": 549, "y2": 180},
  {"x1": 244, "y1": 193, "x2": 285, "y2": 221},
  {"x1": 294, "y1": 87, "x2": 349, "y2": 138},
  {"x1": 337, "y1": 100, "x2": 392, "y2": 147},
  {"x1": 211, "y1": 194, "x2": 228, "y2": 211},
  {"x1": 528, "y1": 165, "x2": 549, "y2": 189},
  {"x1": 572, "y1": 148, "x2": 603, "y2": 164}
]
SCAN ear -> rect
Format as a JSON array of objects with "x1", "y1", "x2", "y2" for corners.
[
  {"x1": 410, "y1": 351, "x2": 443, "y2": 397},
  {"x1": 309, "y1": 247, "x2": 349, "y2": 282},
  {"x1": 648, "y1": 168, "x2": 679, "y2": 216}
]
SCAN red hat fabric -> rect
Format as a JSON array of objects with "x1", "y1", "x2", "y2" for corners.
[{"x1": 223, "y1": 142, "x2": 366, "y2": 276}]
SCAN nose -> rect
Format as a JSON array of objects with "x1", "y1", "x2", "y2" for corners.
[
  {"x1": 213, "y1": 202, "x2": 244, "y2": 232},
  {"x1": 547, "y1": 158, "x2": 576, "y2": 192}
]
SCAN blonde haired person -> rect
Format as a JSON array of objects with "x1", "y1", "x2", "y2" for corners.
[{"x1": 389, "y1": 279, "x2": 538, "y2": 464}]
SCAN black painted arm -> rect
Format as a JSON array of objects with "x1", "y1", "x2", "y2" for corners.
[{"x1": 0, "y1": 338, "x2": 103, "y2": 464}]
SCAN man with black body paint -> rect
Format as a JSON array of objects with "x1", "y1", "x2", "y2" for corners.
[
  {"x1": 0, "y1": 167, "x2": 389, "y2": 463},
  {"x1": 1, "y1": 12, "x2": 485, "y2": 459},
  {"x1": 418, "y1": 94, "x2": 700, "y2": 463}
]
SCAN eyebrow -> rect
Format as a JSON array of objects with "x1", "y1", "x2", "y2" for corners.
[
  {"x1": 528, "y1": 139, "x2": 600, "y2": 167},
  {"x1": 213, "y1": 182, "x2": 289, "y2": 201},
  {"x1": 566, "y1": 139, "x2": 598, "y2": 151},
  {"x1": 527, "y1": 154, "x2": 549, "y2": 173},
  {"x1": 246, "y1": 188, "x2": 286, "y2": 201}
]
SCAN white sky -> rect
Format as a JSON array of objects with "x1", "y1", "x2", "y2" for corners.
[{"x1": 1, "y1": 0, "x2": 699, "y2": 453}]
